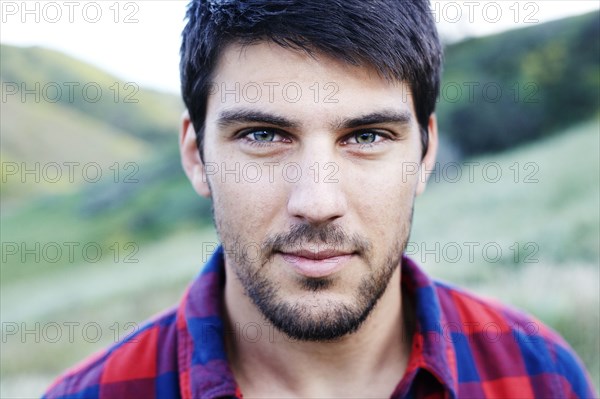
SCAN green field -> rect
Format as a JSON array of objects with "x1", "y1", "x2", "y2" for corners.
[{"x1": 1, "y1": 119, "x2": 598, "y2": 397}]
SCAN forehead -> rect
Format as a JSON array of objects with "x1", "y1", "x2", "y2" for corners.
[{"x1": 207, "y1": 42, "x2": 416, "y2": 120}]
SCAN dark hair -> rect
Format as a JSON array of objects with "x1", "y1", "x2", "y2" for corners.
[{"x1": 181, "y1": 0, "x2": 442, "y2": 159}]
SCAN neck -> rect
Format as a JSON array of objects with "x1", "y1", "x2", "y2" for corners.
[{"x1": 223, "y1": 266, "x2": 411, "y2": 398}]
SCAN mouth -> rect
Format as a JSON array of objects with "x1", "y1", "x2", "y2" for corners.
[{"x1": 277, "y1": 248, "x2": 356, "y2": 278}]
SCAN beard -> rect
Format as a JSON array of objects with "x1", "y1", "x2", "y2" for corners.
[{"x1": 215, "y1": 210, "x2": 412, "y2": 342}]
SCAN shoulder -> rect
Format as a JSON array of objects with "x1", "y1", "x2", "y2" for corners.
[
  {"x1": 43, "y1": 307, "x2": 180, "y2": 399},
  {"x1": 433, "y1": 281, "x2": 596, "y2": 398}
]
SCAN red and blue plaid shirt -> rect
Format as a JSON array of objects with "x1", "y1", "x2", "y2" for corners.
[{"x1": 44, "y1": 246, "x2": 596, "y2": 398}]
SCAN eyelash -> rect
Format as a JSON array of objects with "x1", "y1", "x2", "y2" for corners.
[
  {"x1": 239, "y1": 129, "x2": 289, "y2": 147},
  {"x1": 344, "y1": 130, "x2": 390, "y2": 147},
  {"x1": 238, "y1": 128, "x2": 393, "y2": 149}
]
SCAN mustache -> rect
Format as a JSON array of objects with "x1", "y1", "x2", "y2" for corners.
[{"x1": 262, "y1": 223, "x2": 372, "y2": 256}]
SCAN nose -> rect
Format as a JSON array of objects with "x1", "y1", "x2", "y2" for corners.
[{"x1": 286, "y1": 157, "x2": 347, "y2": 225}]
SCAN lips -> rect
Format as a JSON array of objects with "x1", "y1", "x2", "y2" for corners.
[
  {"x1": 283, "y1": 248, "x2": 353, "y2": 261},
  {"x1": 277, "y1": 248, "x2": 356, "y2": 278}
]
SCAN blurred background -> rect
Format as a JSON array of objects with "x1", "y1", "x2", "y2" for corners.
[{"x1": 1, "y1": 1, "x2": 598, "y2": 397}]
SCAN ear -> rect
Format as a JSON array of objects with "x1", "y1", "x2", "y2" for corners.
[
  {"x1": 180, "y1": 111, "x2": 211, "y2": 198},
  {"x1": 416, "y1": 114, "x2": 438, "y2": 196}
]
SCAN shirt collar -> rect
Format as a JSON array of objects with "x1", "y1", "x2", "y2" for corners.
[
  {"x1": 176, "y1": 246, "x2": 238, "y2": 399},
  {"x1": 176, "y1": 246, "x2": 458, "y2": 398},
  {"x1": 394, "y1": 256, "x2": 458, "y2": 398}
]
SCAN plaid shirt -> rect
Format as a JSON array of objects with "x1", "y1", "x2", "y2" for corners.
[{"x1": 44, "y1": 246, "x2": 596, "y2": 398}]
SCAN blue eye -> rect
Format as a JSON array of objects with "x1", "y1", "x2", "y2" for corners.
[
  {"x1": 251, "y1": 130, "x2": 276, "y2": 142},
  {"x1": 239, "y1": 128, "x2": 289, "y2": 148},
  {"x1": 354, "y1": 132, "x2": 377, "y2": 144},
  {"x1": 346, "y1": 131, "x2": 388, "y2": 146}
]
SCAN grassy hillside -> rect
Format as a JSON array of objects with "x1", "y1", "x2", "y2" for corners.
[
  {"x1": 413, "y1": 118, "x2": 600, "y2": 267},
  {"x1": 1, "y1": 44, "x2": 183, "y2": 143},
  {"x1": 0, "y1": 145, "x2": 213, "y2": 283},
  {"x1": 0, "y1": 94, "x2": 149, "y2": 200},
  {"x1": 0, "y1": 44, "x2": 183, "y2": 201}
]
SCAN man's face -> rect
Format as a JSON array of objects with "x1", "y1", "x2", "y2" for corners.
[{"x1": 184, "y1": 42, "x2": 436, "y2": 341}]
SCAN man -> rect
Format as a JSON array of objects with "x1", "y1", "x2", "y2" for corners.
[{"x1": 44, "y1": 0, "x2": 596, "y2": 398}]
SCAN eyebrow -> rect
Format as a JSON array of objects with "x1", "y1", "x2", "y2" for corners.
[
  {"x1": 334, "y1": 110, "x2": 412, "y2": 130},
  {"x1": 216, "y1": 108, "x2": 412, "y2": 130},
  {"x1": 217, "y1": 109, "x2": 300, "y2": 129}
]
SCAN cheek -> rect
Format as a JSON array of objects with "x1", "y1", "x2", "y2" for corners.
[
  {"x1": 347, "y1": 162, "x2": 417, "y2": 237},
  {"x1": 210, "y1": 173, "x2": 286, "y2": 239}
]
